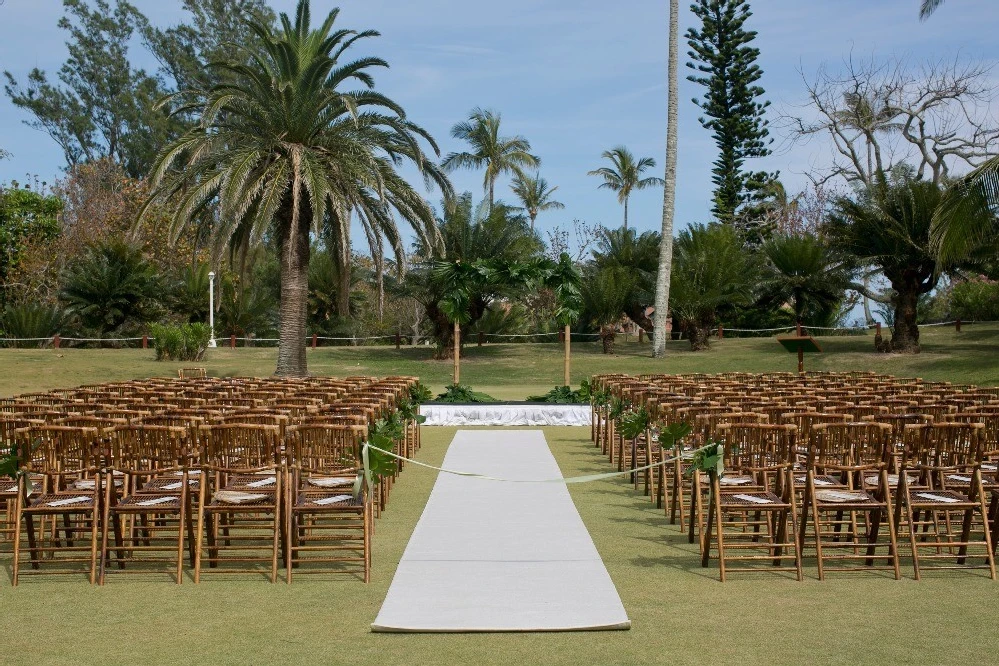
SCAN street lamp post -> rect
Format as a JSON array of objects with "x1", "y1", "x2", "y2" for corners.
[{"x1": 208, "y1": 270, "x2": 217, "y2": 348}]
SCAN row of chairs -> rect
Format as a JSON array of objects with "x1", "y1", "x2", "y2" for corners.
[
  {"x1": 1, "y1": 375, "x2": 424, "y2": 585},
  {"x1": 591, "y1": 372, "x2": 999, "y2": 581}
]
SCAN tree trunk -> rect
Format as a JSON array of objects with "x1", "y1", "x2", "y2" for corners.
[
  {"x1": 623, "y1": 196, "x2": 629, "y2": 230},
  {"x1": 336, "y1": 260, "x2": 351, "y2": 318},
  {"x1": 652, "y1": 0, "x2": 679, "y2": 359},
  {"x1": 684, "y1": 321, "x2": 711, "y2": 351},
  {"x1": 600, "y1": 325, "x2": 616, "y2": 354},
  {"x1": 276, "y1": 197, "x2": 311, "y2": 377},
  {"x1": 488, "y1": 178, "x2": 495, "y2": 211},
  {"x1": 890, "y1": 280, "x2": 921, "y2": 353}
]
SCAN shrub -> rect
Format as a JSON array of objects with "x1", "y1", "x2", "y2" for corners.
[
  {"x1": 1, "y1": 303, "x2": 66, "y2": 347},
  {"x1": 950, "y1": 279, "x2": 999, "y2": 322},
  {"x1": 526, "y1": 380, "x2": 591, "y2": 404},
  {"x1": 150, "y1": 322, "x2": 211, "y2": 361},
  {"x1": 434, "y1": 383, "x2": 497, "y2": 403}
]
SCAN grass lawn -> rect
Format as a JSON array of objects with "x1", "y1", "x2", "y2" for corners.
[
  {"x1": 1, "y1": 323, "x2": 997, "y2": 399},
  {"x1": 3, "y1": 426, "x2": 996, "y2": 666},
  {"x1": 2, "y1": 326, "x2": 998, "y2": 665}
]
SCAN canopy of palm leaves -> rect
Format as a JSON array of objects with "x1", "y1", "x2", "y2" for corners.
[
  {"x1": 510, "y1": 172, "x2": 564, "y2": 229},
  {"x1": 669, "y1": 223, "x2": 756, "y2": 350},
  {"x1": 591, "y1": 226, "x2": 661, "y2": 331},
  {"x1": 587, "y1": 146, "x2": 664, "y2": 229},
  {"x1": 933, "y1": 155, "x2": 999, "y2": 270},
  {"x1": 761, "y1": 233, "x2": 850, "y2": 324},
  {"x1": 141, "y1": 0, "x2": 450, "y2": 375},
  {"x1": 827, "y1": 175, "x2": 948, "y2": 352},
  {"x1": 442, "y1": 107, "x2": 539, "y2": 208}
]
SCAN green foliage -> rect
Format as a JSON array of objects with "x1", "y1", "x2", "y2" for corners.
[
  {"x1": 2, "y1": 303, "x2": 66, "y2": 346},
  {"x1": 150, "y1": 322, "x2": 210, "y2": 361},
  {"x1": 670, "y1": 223, "x2": 757, "y2": 349},
  {"x1": 591, "y1": 386, "x2": 611, "y2": 408},
  {"x1": 950, "y1": 278, "x2": 999, "y2": 321},
  {"x1": 510, "y1": 172, "x2": 564, "y2": 228},
  {"x1": 760, "y1": 233, "x2": 851, "y2": 323},
  {"x1": 60, "y1": 240, "x2": 162, "y2": 335},
  {"x1": 362, "y1": 415, "x2": 404, "y2": 483},
  {"x1": 434, "y1": 383, "x2": 498, "y2": 403},
  {"x1": 0, "y1": 186, "x2": 62, "y2": 304},
  {"x1": 442, "y1": 107, "x2": 539, "y2": 206},
  {"x1": 588, "y1": 226, "x2": 660, "y2": 330},
  {"x1": 169, "y1": 263, "x2": 210, "y2": 323},
  {"x1": 3, "y1": 0, "x2": 181, "y2": 177},
  {"x1": 686, "y1": 440, "x2": 726, "y2": 477},
  {"x1": 656, "y1": 422, "x2": 693, "y2": 450},
  {"x1": 618, "y1": 406, "x2": 650, "y2": 440},
  {"x1": 686, "y1": 0, "x2": 776, "y2": 230},
  {"x1": 587, "y1": 146, "x2": 664, "y2": 229},
  {"x1": 217, "y1": 274, "x2": 276, "y2": 338},
  {"x1": 409, "y1": 381, "x2": 433, "y2": 404},
  {"x1": 526, "y1": 381, "x2": 591, "y2": 404}
]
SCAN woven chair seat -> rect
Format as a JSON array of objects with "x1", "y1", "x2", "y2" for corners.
[
  {"x1": 116, "y1": 494, "x2": 182, "y2": 509},
  {"x1": 142, "y1": 477, "x2": 200, "y2": 491},
  {"x1": 793, "y1": 474, "x2": 843, "y2": 487},
  {"x1": 295, "y1": 491, "x2": 363, "y2": 508},
  {"x1": 211, "y1": 490, "x2": 271, "y2": 506},
  {"x1": 27, "y1": 493, "x2": 95, "y2": 510},
  {"x1": 907, "y1": 489, "x2": 976, "y2": 506},
  {"x1": 813, "y1": 489, "x2": 878, "y2": 505},
  {"x1": 719, "y1": 491, "x2": 788, "y2": 508}
]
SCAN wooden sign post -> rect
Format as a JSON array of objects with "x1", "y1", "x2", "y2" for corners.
[{"x1": 776, "y1": 323, "x2": 822, "y2": 374}]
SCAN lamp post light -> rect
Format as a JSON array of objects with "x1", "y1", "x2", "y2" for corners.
[{"x1": 208, "y1": 270, "x2": 217, "y2": 348}]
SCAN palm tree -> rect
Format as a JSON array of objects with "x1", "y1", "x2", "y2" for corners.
[
  {"x1": 669, "y1": 224, "x2": 756, "y2": 350},
  {"x1": 141, "y1": 1, "x2": 451, "y2": 376},
  {"x1": 580, "y1": 264, "x2": 636, "y2": 354},
  {"x1": 588, "y1": 146, "x2": 664, "y2": 230},
  {"x1": 652, "y1": 0, "x2": 680, "y2": 358},
  {"x1": 828, "y1": 176, "x2": 949, "y2": 353},
  {"x1": 442, "y1": 108, "x2": 540, "y2": 209},
  {"x1": 932, "y1": 156, "x2": 999, "y2": 265},
  {"x1": 510, "y1": 172, "x2": 564, "y2": 230},
  {"x1": 760, "y1": 233, "x2": 850, "y2": 324},
  {"x1": 591, "y1": 227, "x2": 661, "y2": 332},
  {"x1": 920, "y1": 0, "x2": 944, "y2": 19}
]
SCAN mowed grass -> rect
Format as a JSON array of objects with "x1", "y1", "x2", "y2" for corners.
[
  {"x1": 2, "y1": 326, "x2": 999, "y2": 665},
  {"x1": 3, "y1": 427, "x2": 997, "y2": 666},
  {"x1": 1, "y1": 323, "x2": 998, "y2": 399}
]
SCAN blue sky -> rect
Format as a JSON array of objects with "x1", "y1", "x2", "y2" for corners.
[{"x1": 2, "y1": 0, "x2": 998, "y2": 247}]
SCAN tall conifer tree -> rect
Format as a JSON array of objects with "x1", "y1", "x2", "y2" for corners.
[{"x1": 686, "y1": 0, "x2": 775, "y2": 236}]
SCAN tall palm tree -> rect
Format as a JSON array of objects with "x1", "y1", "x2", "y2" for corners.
[
  {"x1": 442, "y1": 108, "x2": 539, "y2": 209},
  {"x1": 591, "y1": 227, "x2": 661, "y2": 332},
  {"x1": 510, "y1": 172, "x2": 564, "y2": 230},
  {"x1": 920, "y1": 0, "x2": 944, "y2": 19},
  {"x1": 140, "y1": 1, "x2": 451, "y2": 376},
  {"x1": 652, "y1": 0, "x2": 680, "y2": 358},
  {"x1": 588, "y1": 146, "x2": 664, "y2": 230}
]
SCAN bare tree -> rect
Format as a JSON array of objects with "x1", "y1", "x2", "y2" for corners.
[
  {"x1": 545, "y1": 220, "x2": 603, "y2": 263},
  {"x1": 784, "y1": 54, "x2": 999, "y2": 188}
]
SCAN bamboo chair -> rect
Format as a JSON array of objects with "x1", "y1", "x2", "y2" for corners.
[
  {"x1": 896, "y1": 422, "x2": 995, "y2": 579},
  {"x1": 194, "y1": 424, "x2": 282, "y2": 583},
  {"x1": 178, "y1": 368, "x2": 207, "y2": 379},
  {"x1": 100, "y1": 425, "x2": 194, "y2": 584},
  {"x1": 11, "y1": 426, "x2": 104, "y2": 585},
  {"x1": 701, "y1": 424, "x2": 802, "y2": 582},
  {"x1": 800, "y1": 422, "x2": 900, "y2": 579},
  {"x1": 285, "y1": 424, "x2": 369, "y2": 582}
]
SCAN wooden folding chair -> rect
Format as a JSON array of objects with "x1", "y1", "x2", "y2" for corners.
[{"x1": 285, "y1": 424, "x2": 370, "y2": 582}]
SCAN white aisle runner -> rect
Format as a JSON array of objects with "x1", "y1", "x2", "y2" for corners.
[{"x1": 371, "y1": 429, "x2": 631, "y2": 632}]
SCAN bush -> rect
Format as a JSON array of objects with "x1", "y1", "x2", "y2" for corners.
[
  {"x1": 950, "y1": 279, "x2": 999, "y2": 322},
  {"x1": 434, "y1": 383, "x2": 497, "y2": 403},
  {"x1": 526, "y1": 380, "x2": 591, "y2": 404},
  {"x1": 1, "y1": 303, "x2": 66, "y2": 347},
  {"x1": 150, "y1": 322, "x2": 211, "y2": 361}
]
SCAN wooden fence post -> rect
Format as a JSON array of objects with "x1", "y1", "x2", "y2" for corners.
[
  {"x1": 53, "y1": 333, "x2": 60, "y2": 349},
  {"x1": 395, "y1": 332, "x2": 401, "y2": 349},
  {"x1": 956, "y1": 318, "x2": 962, "y2": 333},
  {"x1": 717, "y1": 325, "x2": 724, "y2": 339},
  {"x1": 141, "y1": 335, "x2": 148, "y2": 349},
  {"x1": 311, "y1": 333, "x2": 317, "y2": 349},
  {"x1": 229, "y1": 334, "x2": 236, "y2": 348},
  {"x1": 477, "y1": 331, "x2": 484, "y2": 347}
]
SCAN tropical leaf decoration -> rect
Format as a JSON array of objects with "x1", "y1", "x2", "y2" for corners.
[
  {"x1": 434, "y1": 383, "x2": 497, "y2": 403},
  {"x1": 618, "y1": 406, "x2": 650, "y2": 440},
  {"x1": 591, "y1": 385, "x2": 611, "y2": 408},
  {"x1": 657, "y1": 422, "x2": 693, "y2": 450},
  {"x1": 608, "y1": 396, "x2": 628, "y2": 421},
  {"x1": 409, "y1": 381, "x2": 433, "y2": 404},
  {"x1": 686, "y1": 440, "x2": 727, "y2": 478}
]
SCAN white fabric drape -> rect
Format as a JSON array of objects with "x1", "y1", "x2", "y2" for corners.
[{"x1": 420, "y1": 404, "x2": 591, "y2": 427}]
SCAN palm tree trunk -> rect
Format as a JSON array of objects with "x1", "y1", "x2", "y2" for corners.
[
  {"x1": 890, "y1": 280, "x2": 921, "y2": 353},
  {"x1": 652, "y1": 0, "x2": 680, "y2": 359},
  {"x1": 600, "y1": 325, "x2": 616, "y2": 354},
  {"x1": 488, "y1": 178, "x2": 495, "y2": 210},
  {"x1": 276, "y1": 199, "x2": 311, "y2": 377},
  {"x1": 623, "y1": 196, "x2": 629, "y2": 230}
]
